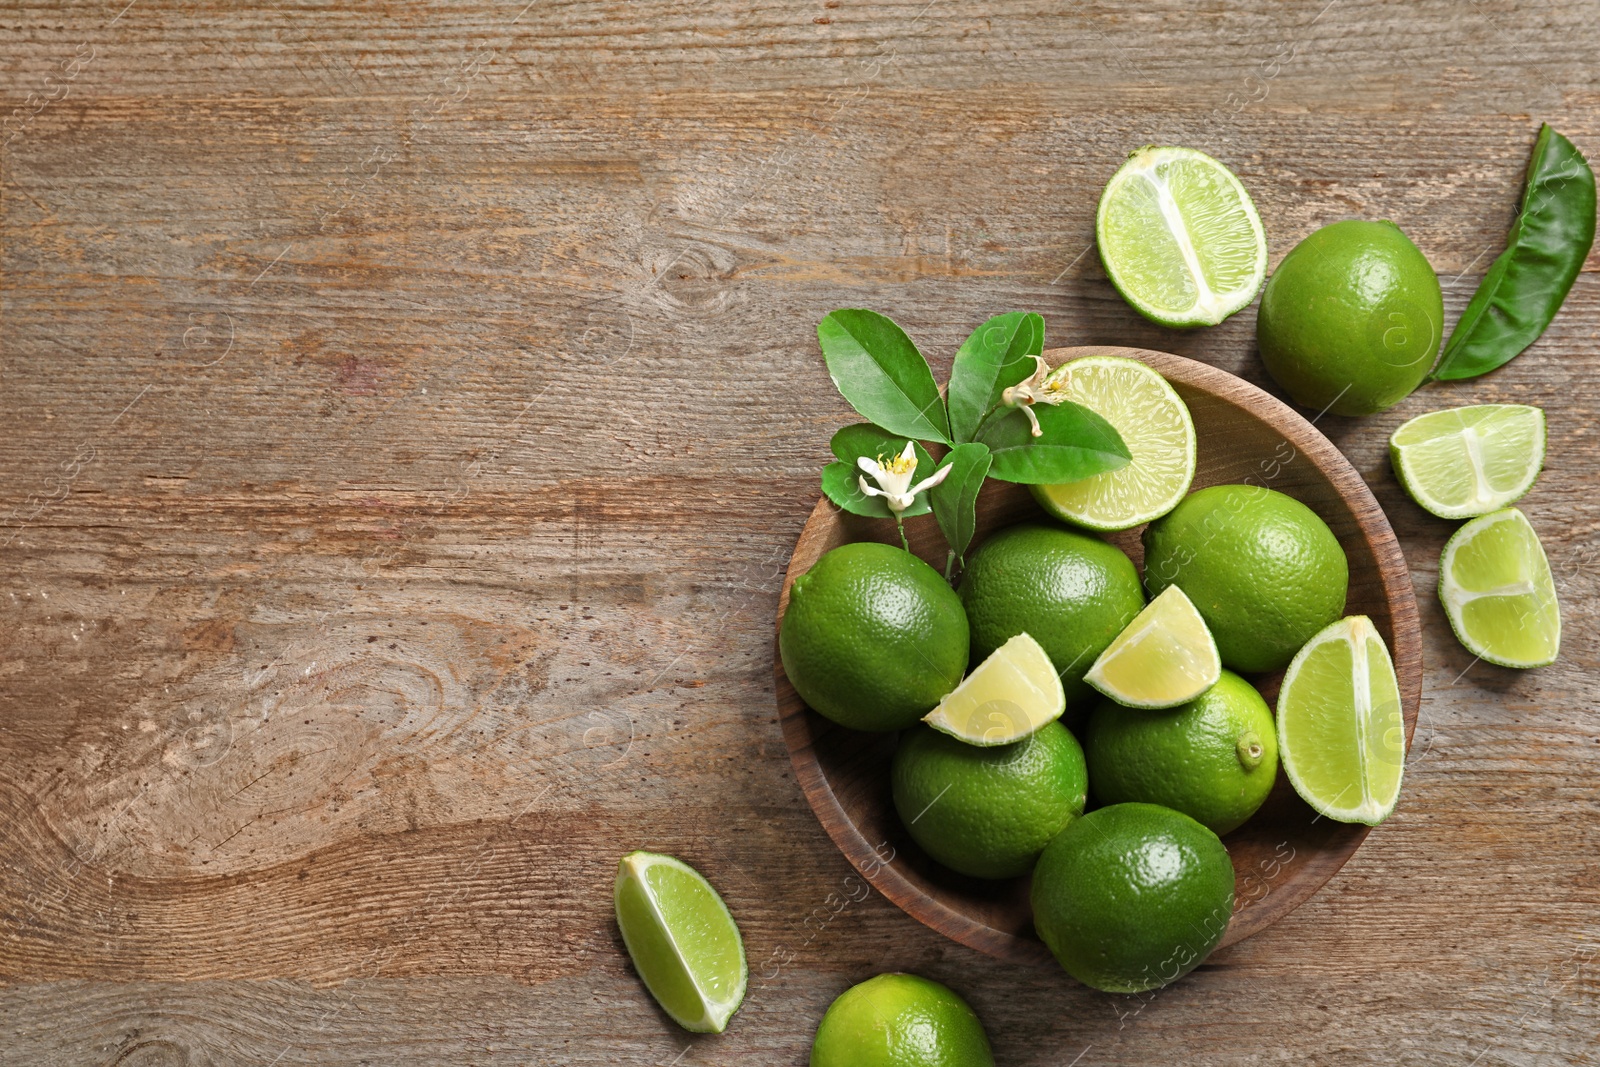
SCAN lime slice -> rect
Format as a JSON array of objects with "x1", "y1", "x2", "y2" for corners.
[
  {"x1": 1095, "y1": 146, "x2": 1267, "y2": 328},
  {"x1": 922, "y1": 632, "x2": 1066, "y2": 746},
  {"x1": 1439, "y1": 507, "x2": 1560, "y2": 668},
  {"x1": 1276, "y1": 616, "x2": 1405, "y2": 825},
  {"x1": 614, "y1": 851, "x2": 747, "y2": 1033},
  {"x1": 1031, "y1": 355, "x2": 1197, "y2": 530},
  {"x1": 1085, "y1": 585, "x2": 1220, "y2": 709},
  {"x1": 1390, "y1": 404, "x2": 1545, "y2": 519}
]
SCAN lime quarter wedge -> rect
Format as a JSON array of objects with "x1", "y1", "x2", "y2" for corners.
[
  {"x1": 1095, "y1": 146, "x2": 1267, "y2": 328},
  {"x1": 1390, "y1": 404, "x2": 1545, "y2": 519},
  {"x1": 614, "y1": 851, "x2": 747, "y2": 1033},
  {"x1": 1031, "y1": 355, "x2": 1197, "y2": 530},
  {"x1": 1439, "y1": 507, "x2": 1560, "y2": 668},
  {"x1": 1085, "y1": 585, "x2": 1220, "y2": 709},
  {"x1": 1276, "y1": 616, "x2": 1405, "y2": 825},
  {"x1": 923, "y1": 632, "x2": 1066, "y2": 746}
]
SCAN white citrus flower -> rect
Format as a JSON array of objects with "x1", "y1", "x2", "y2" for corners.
[
  {"x1": 857, "y1": 440, "x2": 952, "y2": 513},
  {"x1": 1000, "y1": 355, "x2": 1071, "y2": 437}
]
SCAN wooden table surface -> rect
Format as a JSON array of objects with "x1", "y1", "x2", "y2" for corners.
[{"x1": 2, "y1": 2, "x2": 1596, "y2": 1064}]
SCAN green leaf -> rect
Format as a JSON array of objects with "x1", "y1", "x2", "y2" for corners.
[
  {"x1": 822, "y1": 424, "x2": 934, "y2": 518},
  {"x1": 928, "y1": 443, "x2": 991, "y2": 562},
  {"x1": 946, "y1": 313, "x2": 1044, "y2": 444},
  {"x1": 1433, "y1": 124, "x2": 1597, "y2": 381},
  {"x1": 980, "y1": 402, "x2": 1130, "y2": 485},
  {"x1": 829, "y1": 423, "x2": 906, "y2": 464},
  {"x1": 817, "y1": 309, "x2": 951, "y2": 443}
]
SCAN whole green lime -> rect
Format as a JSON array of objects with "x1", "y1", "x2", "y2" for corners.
[
  {"x1": 780, "y1": 542, "x2": 968, "y2": 732},
  {"x1": 1084, "y1": 670, "x2": 1278, "y2": 836},
  {"x1": 1256, "y1": 219, "x2": 1443, "y2": 417},
  {"x1": 892, "y1": 721, "x2": 1087, "y2": 879},
  {"x1": 811, "y1": 972, "x2": 993, "y2": 1067},
  {"x1": 959, "y1": 523, "x2": 1144, "y2": 712},
  {"x1": 1031, "y1": 803, "x2": 1235, "y2": 993},
  {"x1": 1143, "y1": 485, "x2": 1347, "y2": 673}
]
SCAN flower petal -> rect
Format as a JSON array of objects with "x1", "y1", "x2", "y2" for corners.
[
  {"x1": 907, "y1": 463, "x2": 954, "y2": 496},
  {"x1": 1021, "y1": 404, "x2": 1043, "y2": 437}
]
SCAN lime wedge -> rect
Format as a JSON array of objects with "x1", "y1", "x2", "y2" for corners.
[
  {"x1": 1085, "y1": 585, "x2": 1220, "y2": 709},
  {"x1": 614, "y1": 851, "x2": 747, "y2": 1033},
  {"x1": 1031, "y1": 355, "x2": 1197, "y2": 530},
  {"x1": 923, "y1": 632, "x2": 1065, "y2": 746},
  {"x1": 1276, "y1": 616, "x2": 1405, "y2": 825},
  {"x1": 1095, "y1": 146, "x2": 1267, "y2": 328},
  {"x1": 1439, "y1": 507, "x2": 1560, "y2": 668},
  {"x1": 1390, "y1": 404, "x2": 1545, "y2": 519}
]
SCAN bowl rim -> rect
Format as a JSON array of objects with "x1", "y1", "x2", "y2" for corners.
[{"x1": 775, "y1": 345, "x2": 1423, "y2": 965}]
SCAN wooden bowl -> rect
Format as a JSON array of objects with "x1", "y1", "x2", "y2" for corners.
[{"x1": 775, "y1": 346, "x2": 1422, "y2": 966}]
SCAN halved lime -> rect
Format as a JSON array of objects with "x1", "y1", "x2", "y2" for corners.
[
  {"x1": 1085, "y1": 585, "x2": 1220, "y2": 709},
  {"x1": 1095, "y1": 146, "x2": 1267, "y2": 328},
  {"x1": 1276, "y1": 616, "x2": 1405, "y2": 825},
  {"x1": 923, "y1": 632, "x2": 1065, "y2": 746},
  {"x1": 1031, "y1": 355, "x2": 1196, "y2": 530},
  {"x1": 614, "y1": 851, "x2": 747, "y2": 1033},
  {"x1": 1439, "y1": 507, "x2": 1560, "y2": 668},
  {"x1": 1390, "y1": 404, "x2": 1545, "y2": 519}
]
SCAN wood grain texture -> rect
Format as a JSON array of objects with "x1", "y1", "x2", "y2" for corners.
[
  {"x1": 776, "y1": 347, "x2": 1423, "y2": 966},
  {"x1": 1, "y1": 1, "x2": 1598, "y2": 1064}
]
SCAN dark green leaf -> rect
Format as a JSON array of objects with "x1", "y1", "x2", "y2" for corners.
[
  {"x1": 829, "y1": 423, "x2": 906, "y2": 464},
  {"x1": 928, "y1": 443, "x2": 991, "y2": 562},
  {"x1": 980, "y1": 401, "x2": 1130, "y2": 485},
  {"x1": 946, "y1": 313, "x2": 1045, "y2": 444},
  {"x1": 817, "y1": 309, "x2": 951, "y2": 443},
  {"x1": 1434, "y1": 124, "x2": 1596, "y2": 381},
  {"x1": 821, "y1": 426, "x2": 935, "y2": 518}
]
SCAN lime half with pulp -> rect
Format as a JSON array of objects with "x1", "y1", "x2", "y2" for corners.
[
  {"x1": 1390, "y1": 404, "x2": 1545, "y2": 519},
  {"x1": 1276, "y1": 616, "x2": 1405, "y2": 825},
  {"x1": 1439, "y1": 507, "x2": 1560, "y2": 668},
  {"x1": 1095, "y1": 145, "x2": 1267, "y2": 328},
  {"x1": 1031, "y1": 355, "x2": 1197, "y2": 531},
  {"x1": 1085, "y1": 585, "x2": 1220, "y2": 709},
  {"x1": 614, "y1": 851, "x2": 747, "y2": 1033},
  {"x1": 922, "y1": 631, "x2": 1066, "y2": 746}
]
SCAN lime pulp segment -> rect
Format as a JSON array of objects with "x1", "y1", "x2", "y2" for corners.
[
  {"x1": 1031, "y1": 355, "x2": 1197, "y2": 531},
  {"x1": 1276, "y1": 616, "x2": 1405, "y2": 825},
  {"x1": 923, "y1": 631, "x2": 1066, "y2": 745},
  {"x1": 614, "y1": 851, "x2": 747, "y2": 1033},
  {"x1": 1390, "y1": 404, "x2": 1545, "y2": 519},
  {"x1": 1086, "y1": 585, "x2": 1220, "y2": 709},
  {"x1": 1095, "y1": 146, "x2": 1267, "y2": 327},
  {"x1": 1439, "y1": 507, "x2": 1560, "y2": 668}
]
